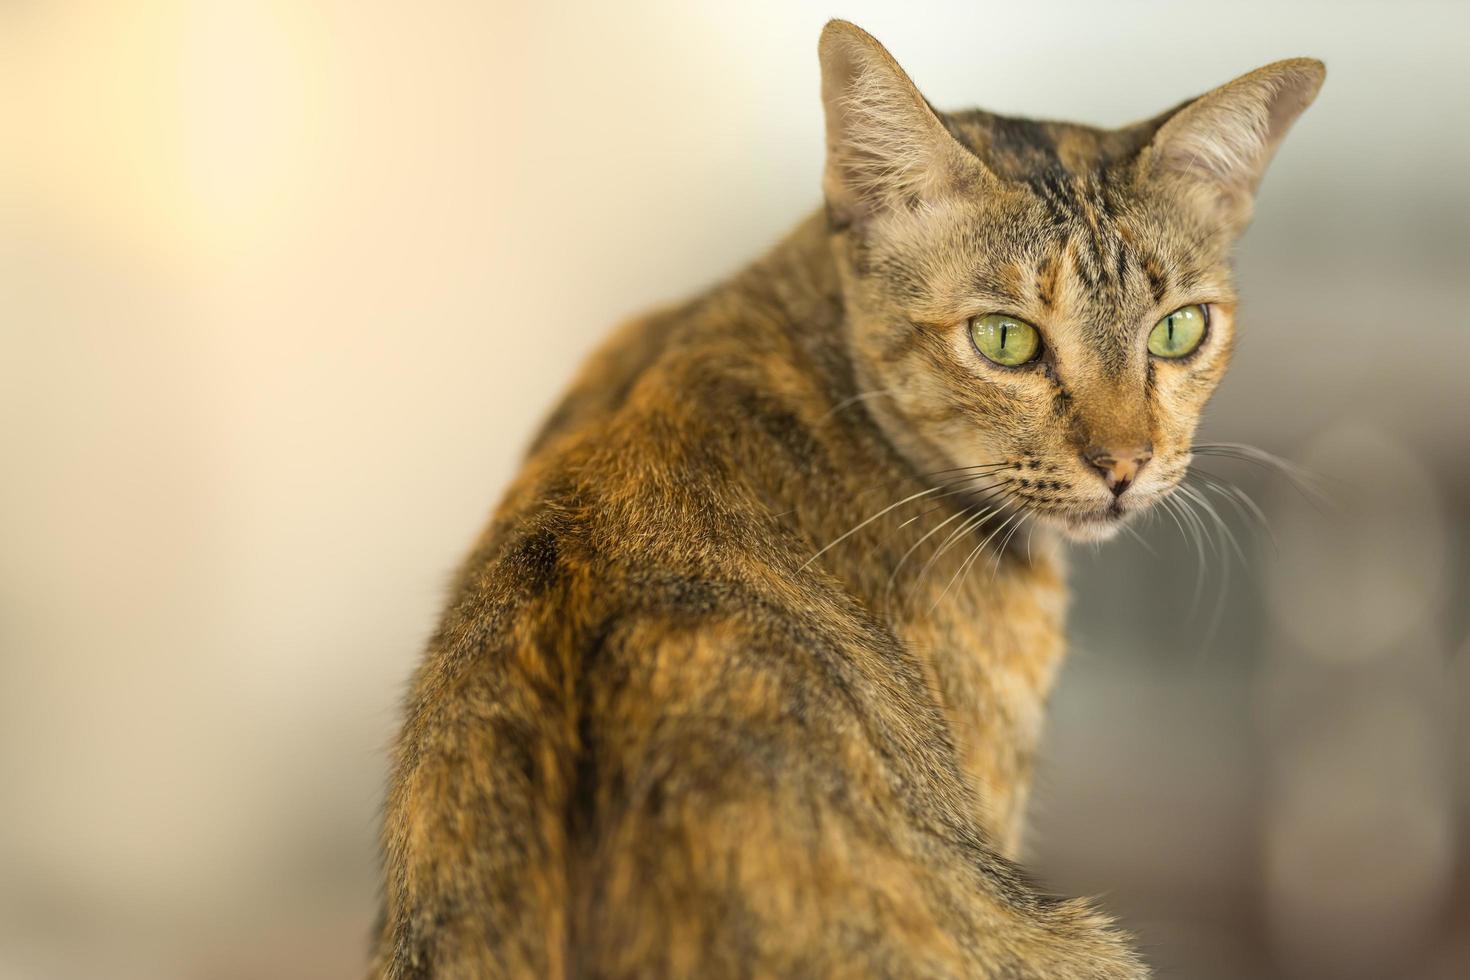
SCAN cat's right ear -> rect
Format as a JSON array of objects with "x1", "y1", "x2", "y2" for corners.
[{"x1": 818, "y1": 21, "x2": 988, "y2": 228}]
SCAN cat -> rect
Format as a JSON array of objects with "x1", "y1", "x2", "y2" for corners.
[{"x1": 371, "y1": 20, "x2": 1322, "y2": 979}]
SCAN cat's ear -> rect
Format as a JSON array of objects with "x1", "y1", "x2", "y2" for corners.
[
  {"x1": 1137, "y1": 58, "x2": 1325, "y2": 229},
  {"x1": 818, "y1": 21, "x2": 988, "y2": 226}
]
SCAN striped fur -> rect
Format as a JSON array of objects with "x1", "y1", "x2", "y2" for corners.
[{"x1": 371, "y1": 20, "x2": 1322, "y2": 979}]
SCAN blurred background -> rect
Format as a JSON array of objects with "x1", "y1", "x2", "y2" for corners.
[{"x1": 3, "y1": 1, "x2": 1467, "y2": 977}]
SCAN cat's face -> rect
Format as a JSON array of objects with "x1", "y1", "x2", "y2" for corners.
[
  {"x1": 819, "y1": 22, "x2": 1322, "y2": 542},
  {"x1": 836, "y1": 138, "x2": 1239, "y2": 542}
]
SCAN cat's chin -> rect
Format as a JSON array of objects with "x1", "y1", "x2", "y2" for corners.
[{"x1": 1052, "y1": 507, "x2": 1131, "y2": 543}]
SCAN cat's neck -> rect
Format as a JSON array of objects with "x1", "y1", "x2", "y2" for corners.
[
  {"x1": 726, "y1": 209, "x2": 1064, "y2": 599},
  {"x1": 712, "y1": 211, "x2": 1068, "y2": 853}
]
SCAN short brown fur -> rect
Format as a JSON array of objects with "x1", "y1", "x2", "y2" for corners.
[{"x1": 372, "y1": 21, "x2": 1323, "y2": 979}]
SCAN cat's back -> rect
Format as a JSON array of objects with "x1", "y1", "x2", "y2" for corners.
[
  {"x1": 373, "y1": 257, "x2": 1141, "y2": 980},
  {"x1": 382, "y1": 290, "x2": 954, "y2": 975}
]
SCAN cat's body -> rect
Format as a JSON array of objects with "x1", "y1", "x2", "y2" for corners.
[{"x1": 372, "y1": 22, "x2": 1322, "y2": 979}]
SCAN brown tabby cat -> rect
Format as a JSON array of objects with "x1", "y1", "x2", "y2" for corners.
[{"x1": 372, "y1": 21, "x2": 1323, "y2": 979}]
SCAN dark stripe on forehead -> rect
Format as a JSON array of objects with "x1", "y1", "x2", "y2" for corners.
[
  {"x1": 1035, "y1": 255, "x2": 1059, "y2": 311},
  {"x1": 943, "y1": 111, "x2": 1067, "y2": 181},
  {"x1": 1066, "y1": 239, "x2": 1097, "y2": 292},
  {"x1": 1142, "y1": 253, "x2": 1169, "y2": 304},
  {"x1": 986, "y1": 116, "x2": 1062, "y2": 169},
  {"x1": 1061, "y1": 239, "x2": 1135, "y2": 377},
  {"x1": 1040, "y1": 166, "x2": 1146, "y2": 315},
  {"x1": 1174, "y1": 266, "x2": 1205, "y2": 294},
  {"x1": 1029, "y1": 168, "x2": 1081, "y2": 231},
  {"x1": 1091, "y1": 166, "x2": 1118, "y2": 223}
]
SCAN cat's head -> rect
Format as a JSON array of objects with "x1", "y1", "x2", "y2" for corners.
[{"x1": 818, "y1": 21, "x2": 1322, "y2": 541}]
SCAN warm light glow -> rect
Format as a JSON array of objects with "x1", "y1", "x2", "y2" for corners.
[{"x1": 15, "y1": 1, "x2": 321, "y2": 265}]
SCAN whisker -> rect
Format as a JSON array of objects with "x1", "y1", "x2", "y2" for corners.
[
  {"x1": 884, "y1": 474, "x2": 1016, "y2": 555},
  {"x1": 885, "y1": 505, "x2": 977, "y2": 602},
  {"x1": 1192, "y1": 475, "x2": 1257, "y2": 543},
  {"x1": 1191, "y1": 442, "x2": 1332, "y2": 508},
  {"x1": 1182, "y1": 483, "x2": 1240, "y2": 654},
  {"x1": 1177, "y1": 483, "x2": 1245, "y2": 566},
  {"x1": 1160, "y1": 492, "x2": 1208, "y2": 618},
  {"x1": 967, "y1": 506, "x2": 1025, "y2": 585},
  {"x1": 901, "y1": 474, "x2": 1015, "y2": 514},
  {"x1": 932, "y1": 493, "x2": 1023, "y2": 612},
  {"x1": 1155, "y1": 490, "x2": 1192, "y2": 554},
  {"x1": 852, "y1": 461, "x2": 1014, "y2": 503},
  {"x1": 912, "y1": 461, "x2": 1018, "y2": 482},
  {"x1": 915, "y1": 502, "x2": 1004, "y2": 598},
  {"x1": 800, "y1": 483, "x2": 955, "y2": 570},
  {"x1": 1175, "y1": 485, "x2": 1219, "y2": 562},
  {"x1": 1198, "y1": 517, "x2": 1232, "y2": 658},
  {"x1": 990, "y1": 506, "x2": 1031, "y2": 580},
  {"x1": 1173, "y1": 442, "x2": 1331, "y2": 655},
  {"x1": 1118, "y1": 519, "x2": 1155, "y2": 555},
  {"x1": 1189, "y1": 469, "x2": 1279, "y2": 556},
  {"x1": 831, "y1": 472, "x2": 1014, "y2": 572}
]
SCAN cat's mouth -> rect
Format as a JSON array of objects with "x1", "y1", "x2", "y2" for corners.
[
  {"x1": 974, "y1": 480, "x2": 1165, "y2": 543},
  {"x1": 1053, "y1": 499, "x2": 1137, "y2": 542}
]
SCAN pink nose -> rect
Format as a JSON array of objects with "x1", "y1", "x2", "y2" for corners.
[{"x1": 1082, "y1": 444, "x2": 1153, "y2": 498}]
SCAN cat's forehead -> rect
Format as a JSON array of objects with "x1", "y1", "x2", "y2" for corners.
[
  {"x1": 939, "y1": 108, "x2": 1197, "y2": 290},
  {"x1": 880, "y1": 183, "x2": 1203, "y2": 326},
  {"x1": 940, "y1": 110, "x2": 1155, "y2": 180},
  {"x1": 858, "y1": 110, "x2": 1232, "y2": 369},
  {"x1": 898, "y1": 115, "x2": 1230, "y2": 362}
]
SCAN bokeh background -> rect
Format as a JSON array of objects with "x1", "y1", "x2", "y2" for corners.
[{"x1": 4, "y1": 2, "x2": 1467, "y2": 977}]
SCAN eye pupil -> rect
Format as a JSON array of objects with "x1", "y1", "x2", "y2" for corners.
[{"x1": 1000, "y1": 322, "x2": 1009, "y2": 349}]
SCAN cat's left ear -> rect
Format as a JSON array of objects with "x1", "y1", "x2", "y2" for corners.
[
  {"x1": 1138, "y1": 58, "x2": 1325, "y2": 229},
  {"x1": 818, "y1": 21, "x2": 990, "y2": 227}
]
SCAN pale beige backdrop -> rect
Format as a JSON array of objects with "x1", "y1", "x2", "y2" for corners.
[{"x1": 3, "y1": 2, "x2": 1468, "y2": 978}]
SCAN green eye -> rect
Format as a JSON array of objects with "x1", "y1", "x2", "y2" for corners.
[
  {"x1": 1148, "y1": 304, "x2": 1208, "y2": 358},
  {"x1": 970, "y1": 313, "x2": 1040, "y2": 367}
]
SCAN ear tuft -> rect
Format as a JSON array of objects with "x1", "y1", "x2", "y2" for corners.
[
  {"x1": 818, "y1": 21, "x2": 982, "y2": 223},
  {"x1": 1142, "y1": 58, "x2": 1325, "y2": 226}
]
